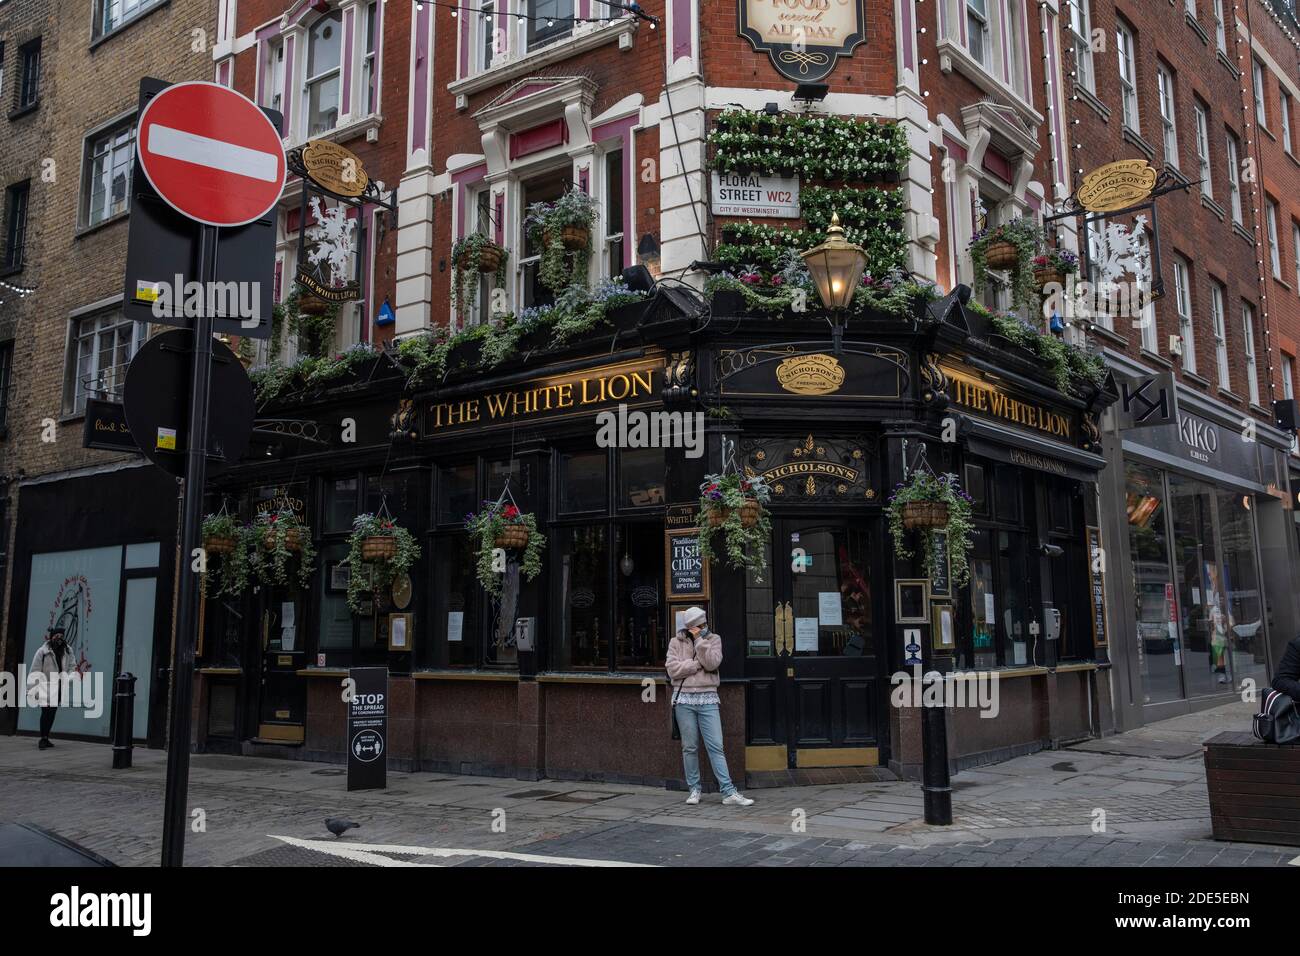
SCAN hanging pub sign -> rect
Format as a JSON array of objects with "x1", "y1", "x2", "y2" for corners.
[
  {"x1": 82, "y1": 399, "x2": 138, "y2": 452},
  {"x1": 288, "y1": 140, "x2": 394, "y2": 303},
  {"x1": 1077, "y1": 160, "x2": 1158, "y2": 214},
  {"x1": 737, "y1": 0, "x2": 867, "y2": 83}
]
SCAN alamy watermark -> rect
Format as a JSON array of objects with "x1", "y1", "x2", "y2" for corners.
[
  {"x1": 147, "y1": 274, "x2": 262, "y2": 328},
  {"x1": 0, "y1": 667, "x2": 104, "y2": 719},
  {"x1": 595, "y1": 403, "x2": 704, "y2": 459},
  {"x1": 889, "y1": 666, "x2": 1000, "y2": 719}
]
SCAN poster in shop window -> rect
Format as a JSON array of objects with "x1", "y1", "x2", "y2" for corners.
[
  {"x1": 737, "y1": 0, "x2": 868, "y2": 83},
  {"x1": 1086, "y1": 526, "x2": 1108, "y2": 647}
]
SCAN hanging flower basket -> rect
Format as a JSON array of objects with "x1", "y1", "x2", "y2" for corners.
[
  {"x1": 901, "y1": 500, "x2": 950, "y2": 530},
  {"x1": 204, "y1": 536, "x2": 237, "y2": 555},
  {"x1": 361, "y1": 535, "x2": 397, "y2": 561},
  {"x1": 1033, "y1": 266, "x2": 1065, "y2": 288},
  {"x1": 465, "y1": 500, "x2": 546, "y2": 597},
  {"x1": 1031, "y1": 250, "x2": 1078, "y2": 291},
  {"x1": 984, "y1": 240, "x2": 1019, "y2": 270},
  {"x1": 560, "y1": 225, "x2": 590, "y2": 251},
  {"x1": 297, "y1": 294, "x2": 331, "y2": 316},
  {"x1": 247, "y1": 510, "x2": 317, "y2": 589},
  {"x1": 201, "y1": 513, "x2": 251, "y2": 598},
  {"x1": 696, "y1": 473, "x2": 773, "y2": 582},
  {"x1": 263, "y1": 527, "x2": 303, "y2": 552}
]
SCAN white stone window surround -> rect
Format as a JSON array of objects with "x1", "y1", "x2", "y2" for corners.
[
  {"x1": 936, "y1": 0, "x2": 1039, "y2": 125},
  {"x1": 275, "y1": 0, "x2": 386, "y2": 148},
  {"x1": 451, "y1": 9, "x2": 638, "y2": 97}
]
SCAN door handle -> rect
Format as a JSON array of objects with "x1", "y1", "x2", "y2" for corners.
[{"x1": 776, "y1": 601, "x2": 794, "y2": 655}]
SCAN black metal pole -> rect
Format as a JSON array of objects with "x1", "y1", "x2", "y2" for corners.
[
  {"x1": 921, "y1": 674, "x2": 952, "y2": 825},
  {"x1": 160, "y1": 224, "x2": 217, "y2": 867}
]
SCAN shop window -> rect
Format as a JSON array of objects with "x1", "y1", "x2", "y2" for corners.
[
  {"x1": 1126, "y1": 462, "x2": 1180, "y2": 705},
  {"x1": 966, "y1": 529, "x2": 997, "y2": 669},
  {"x1": 1047, "y1": 479, "x2": 1074, "y2": 535},
  {"x1": 429, "y1": 532, "x2": 478, "y2": 667},
  {"x1": 324, "y1": 477, "x2": 359, "y2": 532},
  {"x1": 82, "y1": 117, "x2": 135, "y2": 227},
  {"x1": 1215, "y1": 490, "x2": 1268, "y2": 691},
  {"x1": 964, "y1": 463, "x2": 988, "y2": 516},
  {"x1": 4, "y1": 181, "x2": 29, "y2": 271},
  {"x1": 65, "y1": 310, "x2": 146, "y2": 414},
  {"x1": 614, "y1": 523, "x2": 665, "y2": 669},
  {"x1": 560, "y1": 451, "x2": 608, "y2": 514},
  {"x1": 619, "y1": 447, "x2": 667, "y2": 509},
  {"x1": 527, "y1": 0, "x2": 574, "y2": 51},
  {"x1": 365, "y1": 471, "x2": 420, "y2": 529},
  {"x1": 305, "y1": 11, "x2": 343, "y2": 137},
  {"x1": 743, "y1": 539, "x2": 776, "y2": 658},
  {"x1": 96, "y1": 0, "x2": 164, "y2": 38},
  {"x1": 437, "y1": 463, "x2": 477, "y2": 525},
  {"x1": 554, "y1": 525, "x2": 610, "y2": 669},
  {"x1": 1168, "y1": 474, "x2": 1226, "y2": 699},
  {"x1": 319, "y1": 544, "x2": 357, "y2": 653}
]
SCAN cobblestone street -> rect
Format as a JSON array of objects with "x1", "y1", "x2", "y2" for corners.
[{"x1": 2, "y1": 699, "x2": 1296, "y2": 867}]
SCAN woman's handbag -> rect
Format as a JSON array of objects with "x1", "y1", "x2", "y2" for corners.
[
  {"x1": 668, "y1": 673, "x2": 684, "y2": 740},
  {"x1": 1253, "y1": 690, "x2": 1300, "y2": 744}
]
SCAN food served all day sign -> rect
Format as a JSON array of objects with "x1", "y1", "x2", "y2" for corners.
[
  {"x1": 711, "y1": 172, "x2": 800, "y2": 218},
  {"x1": 738, "y1": 0, "x2": 867, "y2": 82}
]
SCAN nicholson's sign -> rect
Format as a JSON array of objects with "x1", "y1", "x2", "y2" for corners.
[
  {"x1": 1077, "y1": 160, "x2": 1158, "y2": 214},
  {"x1": 738, "y1": 0, "x2": 867, "y2": 83},
  {"x1": 422, "y1": 357, "x2": 663, "y2": 436}
]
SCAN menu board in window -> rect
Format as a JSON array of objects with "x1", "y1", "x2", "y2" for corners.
[
  {"x1": 1087, "y1": 526, "x2": 1108, "y2": 647},
  {"x1": 666, "y1": 528, "x2": 709, "y2": 601},
  {"x1": 929, "y1": 530, "x2": 951, "y2": 598}
]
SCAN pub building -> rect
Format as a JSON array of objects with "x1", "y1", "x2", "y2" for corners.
[
  {"x1": 191, "y1": 274, "x2": 1122, "y2": 785},
  {"x1": 1097, "y1": 351, "x2": 1296, "y2": 731}
]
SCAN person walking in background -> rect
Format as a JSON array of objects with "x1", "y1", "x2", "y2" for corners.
[
  {"x1": 29, "y1": 626, "x2": 70, "y2": 750},
  {"x1": 666, "y1": 606, "x2": 754, "y2": 807}
]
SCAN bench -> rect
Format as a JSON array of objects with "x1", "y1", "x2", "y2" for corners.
[{"x1": 1203, "y1": 731, "x2": 1300, "y2": 847}]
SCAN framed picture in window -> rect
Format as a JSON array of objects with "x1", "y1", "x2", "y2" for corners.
[
  {"x1": 931, "y1": 603, "x2": 955, "y2": 652},
  {"x1": 329, "y1": 561, "x2": 352, "y2": 592},
  {"x1": 894, "y1": 579, "x2": 930, "y2": 624},
  {"x1": 386, "y1": 613, "x2": 414, "y2": 652}
]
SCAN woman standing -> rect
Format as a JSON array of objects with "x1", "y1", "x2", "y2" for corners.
[{"x1": 666, "y1": 606, "x2": 754, "y2": 807}]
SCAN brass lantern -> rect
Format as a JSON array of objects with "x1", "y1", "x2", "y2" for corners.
[{"x1": 800, "y1": 212, "x2": 869, "y2": 312}]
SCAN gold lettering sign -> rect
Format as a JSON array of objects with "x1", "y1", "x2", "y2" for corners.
[
  {"x1": 1077, "y1": 160, "x2": 1157, "y2": 213},
  {"x1": 776, "y1": 353, "x2": 846, "y2": 395},
  {"x1": 424, "y1": 358, "x2": 661, "y2": 436},
  {"x1": 738, "y1": 0, "x2": 866, "y2": 83},
  {"x1": 942, "y1": 364, "x2": 1074, "y2": 441},
  {"x1": 302, "y1": 140, "x2": 370, "y2": 198}
]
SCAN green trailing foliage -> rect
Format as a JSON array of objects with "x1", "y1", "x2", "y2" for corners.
[
  {"x1": 968, "y1": 217, "x2": 1041, "y2": 310},
  {"x1": 246, "y1": 509, "x2": 317, "y2": 591},
  {"x1": 885, "y1": 471, "x2": 975, "y2": 589},
  {"x1": 345, "y1": 513, "x2": 422, "y2": 614},
  {"x1": 464, "y1": 501, "x2": 546, "y2": 598},
  {"x1": 695, "y1": 472, "x2": 773, "y2": 583},
  {"x1": 709, "y1": 110, "x2": 910, "y2": 182},
  {"x1": 451, "y1": 233, "x2": 509, "y2": 322},
  {"x1": 974, "y1": 303, "x2": 1107, "y2": 397},
  {"x1": 525, "y1": 188, "x2": 599, "y2": 293}
]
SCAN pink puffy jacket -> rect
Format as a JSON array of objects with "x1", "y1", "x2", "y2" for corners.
[{"x1": 665, "y1": 631, "x2": 722, "y2": 693}]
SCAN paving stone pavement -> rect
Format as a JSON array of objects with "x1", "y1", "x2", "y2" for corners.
[{"x1": 1, "y1": 698, "x2": 1296, "y2": 867}]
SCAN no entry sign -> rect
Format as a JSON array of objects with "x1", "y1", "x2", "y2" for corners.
[{"x1": 136, "y1": 81, "x2": 286, "y2": 228}]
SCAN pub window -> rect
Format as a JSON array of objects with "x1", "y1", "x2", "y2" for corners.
[
  {"x1": 603, "y1": 148, "x2": 625, "y2": 277},
  {"x1": 554, "y1": 524, "x2": 610, "y2": 670},
  {"x1": 318, "y1": 543, "x2": 358, "y2": 655},
  {"x1": 519, "y1": 169, "x2": 571, "y2": 309},
  {"x1": 324, "y1": 477, "x2": 360, "y2": 532},
  {"x1": 82, "y1": 117, "x2": 136, "y2": 228},
  {"x1": 437, "y1": 463, "x2": 477, "y2": 525},
  {"x1": 560, "y1": 451, "x2": 608, "y2": 514},
  {"x1": 364, "y1": 471, "x2": 419, "y2": 529},
  {"x1": 487, "y1": 457, "x2": 521, "y2": 502},
  {"x1": 619, "y1": 447, "x2": 667, "y2": 510},
  {"x1": 992, "y1": 464, "x2": 1022, "y2": 524},
  {"x1": 527, "y1": 0, "x2": 574, "y2": 51},
  {"x1": 429, "y1": 531, "x2": 478, "y2": 667},
  {"x1": 964, "y1": 463, "x2": 988, "y2": 516},
  {"x1": 614, "y1": 522, "x2": 666, "y2": 669}
]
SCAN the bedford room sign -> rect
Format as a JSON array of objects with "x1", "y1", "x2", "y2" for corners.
[{"x1": 738, "y1": 0, "x2": 867, "y2": 82}]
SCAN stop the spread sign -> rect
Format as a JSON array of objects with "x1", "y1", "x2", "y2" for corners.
[{"x1": 136, "y1": 81, "x2": 286, "y2": 228}]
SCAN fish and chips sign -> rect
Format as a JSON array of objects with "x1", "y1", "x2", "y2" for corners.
[
  {"x1": 1077, "y1": 160, "x2": 1157, "y2": 214},
  {"x1": 738, "y1": 0, "x2": 867, "y2": 82}
]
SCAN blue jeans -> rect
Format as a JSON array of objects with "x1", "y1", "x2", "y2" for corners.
[{"x1": 675, "y1": 702, "x2": 737, "y2": 796}]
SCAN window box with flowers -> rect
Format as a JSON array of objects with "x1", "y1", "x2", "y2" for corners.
[
  {"x1": 968, "y1": 217, "x2": 1041, "y2": 309},
  {"x1": 345, "y1": 513, "x2": 421, "y2": 614},
  {"x1": 966, "y1": 301, "x2": 1108, "y2": 398},
  {"x1": 464, "y1": 500, "x2": 546, "y2": 598},
  {"x1": 525, "y1": 188, "x2": 600, "y2": 293},
  {"x1": 695, "y1": 472, "x2": 773, "y2": 583},
  {"x1": 885, "y1": 472, "x2": 975, "y2": 589}
]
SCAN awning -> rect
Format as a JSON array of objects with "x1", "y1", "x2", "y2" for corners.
[{"x1": 965, "y1": 418, "x2": 1107, "y2": 482}]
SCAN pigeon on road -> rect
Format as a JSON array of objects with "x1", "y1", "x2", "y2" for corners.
[{"x1": 325, "y1": 818, "x2": 360, "y2": 838}]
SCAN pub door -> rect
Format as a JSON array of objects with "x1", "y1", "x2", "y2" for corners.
[
  {"x1": 255, "y1": 590, "x2": 306, "y2": 744},
  {"x1": 744, "y1": 518, "x2": 886, "y2": 770}
]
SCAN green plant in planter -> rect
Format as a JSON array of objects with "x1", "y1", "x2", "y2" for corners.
[
  {"x1": 396, "y1": 326, "x2": 452, "y2": 385},
  {"x1": 885, "y1": 471, "x2": 975, "y2": 588},
  {"x1": 525, "y1": 188, "x2": 599, "y2": 293},
  {"x1": 280, "y1": 283, "x2": 341, "y2": 359},
  {"x1": 201, "y1": 513, "x2": 250, "y2": 598},
  {"x1": 247, "y1": 509, "x2": 318, "y2": 591},
  {"x1": 479, "y1": 313, "x2": 525, "y2": 368},
  {"x1": 695, "y1": 472, "x2": 773, "y2": 582},
  {"x1": 446, "y1": 321, "x2": 493, "y2": 370},
  {"x1": 451, "y1": 233, "x2": 509, "y2": 322},
  {"x1": 345, "y1": 513, "x2": 421, "y2": 614},
  {"x1": 464, "y1": 500, "x2": 546, "y2": 598},
  {"x1": 303, "y1": 342, "x2": 380, "y2": 387},
  {"x1": 550, "y1": 279, "x2": 646, "y2": 345},
  {"x1": 968, "y1": 217, "x2": 1041, "y2": 309},
  {"x1": 249, "y1": 360, "x2": 296, "y2": 406},
  {"x1": 983, "y1": 308, "x2": 1105, "y2": 397}
]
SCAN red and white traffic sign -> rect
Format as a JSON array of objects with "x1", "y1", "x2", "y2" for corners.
[{"x1": 136, "y1": 81, "x2": 286, "y2": 228}]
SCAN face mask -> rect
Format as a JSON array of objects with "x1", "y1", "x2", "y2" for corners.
[{"x1": 697, "y1": 625, "x2": 709, "y2": 637}]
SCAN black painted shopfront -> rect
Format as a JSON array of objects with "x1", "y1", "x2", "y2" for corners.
[{"x1": 194, "y1": 290, "x2": 1116, "y2": 783}]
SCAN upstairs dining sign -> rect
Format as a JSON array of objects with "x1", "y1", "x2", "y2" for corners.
[{"x1": 738, "y1": 0, "x2": 867, "y2": 82}]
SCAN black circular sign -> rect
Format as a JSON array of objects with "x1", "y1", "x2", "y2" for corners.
[
  {"x1": 351, "y1": 729, "x2": 383, "y2": 763},
  {"x1": 123, "y1": 330, "x2": 255, "y2": 477}
]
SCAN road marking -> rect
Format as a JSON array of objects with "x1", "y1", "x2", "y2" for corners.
[
  {"x1": 1290, "y1": 854, "x2": 1300, "y2": 866},
  {"x1": 145, "y1": 125, "x2": 280, "y2": 182},
  {"x1": 269, "y1": 834, "x2": 656, "y2": 867}
]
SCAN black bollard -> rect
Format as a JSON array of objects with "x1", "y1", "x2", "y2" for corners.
[
  {"x1": 921, "y1": 671, "x2": 953, "y2": 825},
  {"x1": 112, "y1": 672, "x2": 137, "y2": 770}
]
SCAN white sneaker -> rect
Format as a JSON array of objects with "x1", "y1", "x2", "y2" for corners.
[
  {"x1": 722, "y1": 792, "x2": 754, "y2": 807},
  {"x1": 685, "y1": 788, "x2": 701, "y2": 805}
]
